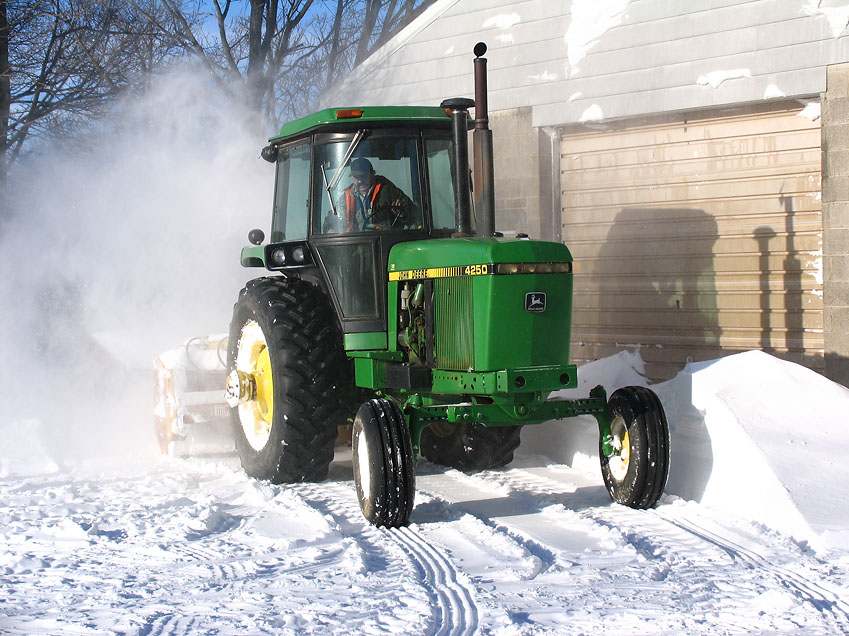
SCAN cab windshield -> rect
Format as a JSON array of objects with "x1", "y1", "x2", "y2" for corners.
[{"x1": 313, "y1": 136, "x2": 424, "y2": 235}]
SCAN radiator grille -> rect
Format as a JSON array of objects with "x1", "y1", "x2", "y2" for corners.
[{"x1": 434, "y1": 276, "x2": 474, "y2": 370}]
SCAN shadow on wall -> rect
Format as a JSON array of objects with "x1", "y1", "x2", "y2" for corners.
[
  {"x1": 753, "y1": 190, "x2": 817, "y2": 372},
  {"x1": 590, "y1": 207, "x2": 720, "y2": 382},
  {"x1": 590, "y1": 195, "x2": 824, "y2": 380}
]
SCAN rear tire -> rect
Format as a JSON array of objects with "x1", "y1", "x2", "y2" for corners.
[
  {"x1": 352, "y1": 398, "x2": 416, "y2": 527},
  {"x1": 228, "y1": 277, "x2": 349, "y2": 483},
  {"x1": 600, "y1": 386, "x2": 669, "y2": 509},
  {"x1": 419, "y1": 421, "x2": 521, "y2": 472}
]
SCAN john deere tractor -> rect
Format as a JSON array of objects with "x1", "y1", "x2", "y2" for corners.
[{"x1": 225, "y1": 44, "x2": 670, "y2": 527}]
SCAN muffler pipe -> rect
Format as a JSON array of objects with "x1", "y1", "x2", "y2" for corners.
[
  {"x1": 440, "y1": 97, "x2": 475, "y2": 236},
  {"x1": 473, "y1": 42, "x2": 495, "y2": 238}
]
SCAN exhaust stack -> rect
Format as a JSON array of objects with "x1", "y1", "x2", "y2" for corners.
[
  {"x1": 473, "y1": 42, "x2": 495, "y2": 237},
  {"x1": 440, "y1": 97, "x2": 475, "y2": 236}
]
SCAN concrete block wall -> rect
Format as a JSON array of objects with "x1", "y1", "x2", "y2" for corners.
[
  {"x1": 823, "y1": 62, "x2": 849, "y2": 385},
  {"x1": 488, "y1": 107, "x2": 544, "y2": 238}
]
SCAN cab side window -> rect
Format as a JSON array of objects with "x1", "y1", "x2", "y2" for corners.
[
  {"x1": 271, "y1": 142, "x2": 311, "y2": 242},
  {"x1": 426, "y1": 139, "x2": 459, "y2": 231}
]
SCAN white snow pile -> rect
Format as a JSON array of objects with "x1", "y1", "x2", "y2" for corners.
[
  {"x1": 527, "y1": 349, "x2": 849, "y2": 550},
  {"x1": 656, "y1": 350, "x2": 849, "y2": 549}
]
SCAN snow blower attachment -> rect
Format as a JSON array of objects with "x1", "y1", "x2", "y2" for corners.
[
  {"x1": 154, "y1": 335, "x2": 232, "y2": 456},
  {"x1": 215, "y1": 43, "x2": 671, "y2": 526}
]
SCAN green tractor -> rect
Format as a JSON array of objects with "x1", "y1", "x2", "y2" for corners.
[{"x1": 224, "y1": 44, "x2": 670, "y2": 527}]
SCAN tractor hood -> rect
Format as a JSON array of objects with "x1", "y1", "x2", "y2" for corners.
[{"x1": 387, "y1": 237, "x2": 573, "y2": 275}]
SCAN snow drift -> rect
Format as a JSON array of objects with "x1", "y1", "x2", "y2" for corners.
[
  {"x1": 656, "y1": 350, "x2": 849, "y2": 550},
  {"x1": 522, "y1": 349, "x2": 849, "y2": 550}
]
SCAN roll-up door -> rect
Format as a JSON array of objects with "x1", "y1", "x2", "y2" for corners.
[{"x1": 560, "y1": 102, "x2": 823, "y2": 381}]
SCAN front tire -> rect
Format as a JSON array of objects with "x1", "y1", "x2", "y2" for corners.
[
  {"x1": 352, "y1": 398, "x2": 416, "y2": 527},
  {"x1": 419, "y1": 421, "x2": 521, "y2": 472},
  {"x1": 600, "y1": 386, "x2": 669, "y2": 509},
  {"x1": 227, "y1": 277, "x2": 348, "y2": 483}
]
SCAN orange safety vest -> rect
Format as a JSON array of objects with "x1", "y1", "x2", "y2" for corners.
[{"x1": 345, "y1": 183, "x2": 382, "y2": 232}]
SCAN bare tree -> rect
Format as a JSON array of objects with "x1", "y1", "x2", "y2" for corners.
[
  {"x1": 138, "y1": 0, "x2": 432, "y2": 123},
  {"x1": 1, "y1": 1, "x2": 11, "y2": 196},
  {"x1": 354, "y1": 0, "x2": 427, "y2": 66},
  {"x1": 0, "y1": 0, "x2": 433, "y2": 207},
  {"x1": 0, "y1": 0, "x2": 184, "y2": 202}
]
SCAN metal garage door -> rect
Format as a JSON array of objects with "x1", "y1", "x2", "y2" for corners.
[{"x1": 560, "y1": 102, "x2": 823, "y2": 381}]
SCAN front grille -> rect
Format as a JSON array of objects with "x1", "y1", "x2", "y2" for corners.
[{"x1": 433, "y1": 276, "x2": 474, "y2": 370}]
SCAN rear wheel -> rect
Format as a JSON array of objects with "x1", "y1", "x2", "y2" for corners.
[
  {"x1": 419, "y1": 421, "x2": 521, "y2": 472},
  {"x1": 600, "y1": 386, "x2": 669, "y2": 509},
  {"x1": 352, "y1": 398, "x2": 416, "y2": 527},
  {"x1": 227, "y1": 277, "x2": 349, "y2": 483}
]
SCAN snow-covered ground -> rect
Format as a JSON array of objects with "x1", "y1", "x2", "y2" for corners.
[{"x1": 2, "y1": 351, "x2": 848, "y2": 635}]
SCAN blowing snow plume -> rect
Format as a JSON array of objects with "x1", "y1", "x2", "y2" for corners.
[{"x1": 0, "y1": 66, "x2": 272, "y2": 471}]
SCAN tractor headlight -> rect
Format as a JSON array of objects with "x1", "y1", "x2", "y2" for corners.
[
  {"x1": 270, "y1": 248, "x2": 287, "y2": 266},
  {"x1": 264, "y1": 241, "x2": 313, "y2": 270},
  {"x1": 497, "y1": 263, "x2": 520, "y2": 275}
]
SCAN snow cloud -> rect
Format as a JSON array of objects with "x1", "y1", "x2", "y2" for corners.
[
  {"x1": 798, "y1": 99, "x2": 822, "y2": 120},
  {"x1": 530, "y1": 70, "x2": 558, "y2": 82},
  {"x1": 0, "y1": 64, "x2": 271, "y2": 464}
]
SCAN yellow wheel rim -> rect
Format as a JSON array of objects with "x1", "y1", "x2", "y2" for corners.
[
  {"x1": 608, "y1": 416, "x2": 631, "y2": 482},
  {"x1": 235, "y1": 320, "x2": 274, "y2": 451},
  {"x1": 254, "y1": 345, "x2": 273, "y2": 424}
]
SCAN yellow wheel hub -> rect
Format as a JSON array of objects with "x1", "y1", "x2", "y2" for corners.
[
  {"x1": 234, "y1": 320, "x2": 275, "y2": 451},
  {"x1": 253, "y1": 345, "x2": 273, "y2": 423},
  {"x1": 608, "y1": 416, "x2": 631, "y2": 482}
]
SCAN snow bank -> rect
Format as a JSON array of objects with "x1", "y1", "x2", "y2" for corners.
[
  {"x1": 656, "y1": 351, "x2": 849, "y2": 550},
  {"x1": 524, "y1": 349, "x2": 849, "y2": 550}
]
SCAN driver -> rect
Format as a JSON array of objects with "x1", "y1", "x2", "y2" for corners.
[{"x1": 343, "y1": 158, "x2": 416, "y2": 232}]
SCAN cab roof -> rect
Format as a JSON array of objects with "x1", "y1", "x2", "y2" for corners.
[{"x1": 272, "y1": 106, "x2": 454, "y2": 143}]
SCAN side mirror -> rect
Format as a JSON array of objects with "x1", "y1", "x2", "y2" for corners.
[{"x1": 248, "y1": 229, "x2": 265, "y2": 245}]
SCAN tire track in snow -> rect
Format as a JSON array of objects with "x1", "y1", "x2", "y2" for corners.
[
  {"x1": 464, "y1": 464, "x2": 849, "y2": 631},
  {"x1": 583, "y1": 501, "x2": 849, "y2": 633},
  {"x1": 140, "y1": 612, "x2": 200, "y2": 636},
  {"x1": 386, "y1": 526, "x2": 479, "y2": 636},
  {"x1": 665, "y1": 514, "x2": 849, "y2": 634},
  {"x1": 291, "y1": 479, "x2": 479, "y2": 636},
  {"x1": 415, "y1": 464, "x2": 605, "y2": 571}
]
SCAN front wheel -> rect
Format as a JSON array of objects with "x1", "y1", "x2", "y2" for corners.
[
  {"x1": 600, "y1": 386, "x2": 670, "y2": 509},
  {"x1": 352, "y1": 398, "x2": 416, "y2": 527}
]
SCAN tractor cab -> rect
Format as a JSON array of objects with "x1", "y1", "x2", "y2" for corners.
[{"x1": 240, "y1": 107, "x2": 467, "y2": 337}]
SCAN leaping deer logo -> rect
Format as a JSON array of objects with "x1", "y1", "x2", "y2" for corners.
[{"x1": 525, "y1": 292, "x2": 546, "y2": 312}]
